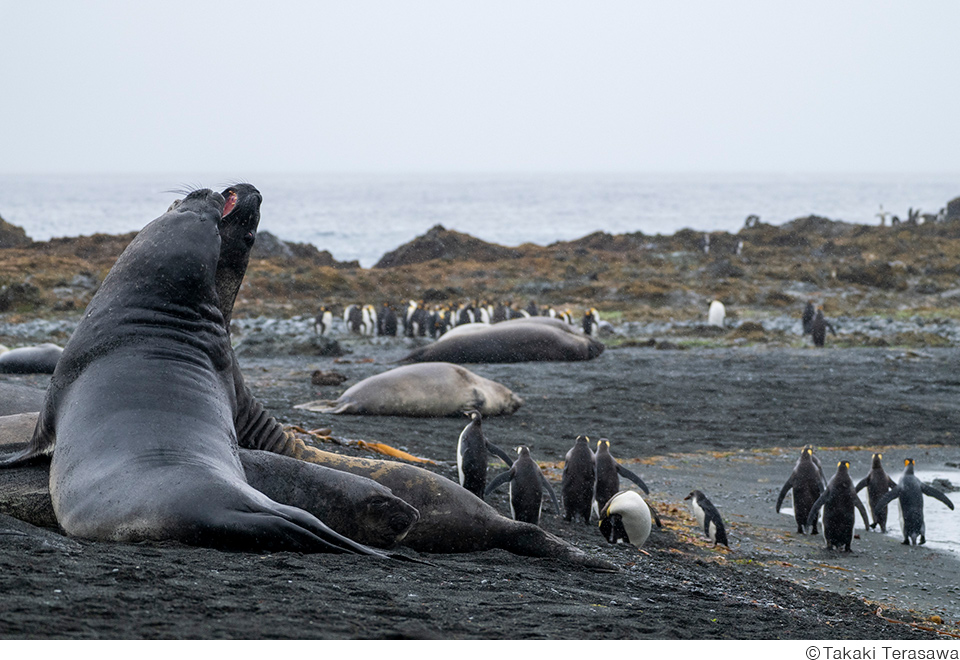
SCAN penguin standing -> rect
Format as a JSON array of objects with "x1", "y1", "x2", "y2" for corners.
[
  {"x1": 344, "y1": 304, "x2": 363, "y2": 334},
  {"x1": 594, "y1": 439, "x2": 650, "y2": 517},
  {"x1": 684, "y1": 490, "x2": 729, "y2": 548},
  {"x1": 875, "y1": 458, "x2": 955, "y2": 545},
  {"x1": 810, "y1": 307, "x2": 837, "y2": 348},
  {"x1": 598, "y1": 490, "x2": 659, "y2": 549},
  {"x1": 806, "y1": 460, "x2": 871, "y2": 552},
  {"x1": 801, "y1": 301, "x2": 816, "y2": 335},
  {"x1": 708, "y1": 300, "x2": 726, "y2": 327},
  {"x1": 485, "y1": 446, "x2": 560, "y2": 525},
  {"x1": 776, "y1": 446, "x2": 826, "y2": 534},
  {"x1": 561, "y1": 435, "x2": 596, "y2": 524},
  {"x1": 583, "y1": 308, "x2": 600, "y2": 336},
  {"x1": 314, "y1": 305, "x2": 333, "y2": 336},
  {"x1": 378, "y1": 302, "x2": 398, "y2": 337},
  {"x1": 854, "y1": 453, "x2": 897, "y2": 532},
  {"x1": 456, "y1": 410, "x2": 514, "y2": 500},
  {"x1": 361, "y1": 304, "x2": 378, "y2": 336}
]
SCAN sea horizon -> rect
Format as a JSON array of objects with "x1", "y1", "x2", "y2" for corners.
[{"x1": 2, "y1": 171, "x2": 958, "y2": 267}]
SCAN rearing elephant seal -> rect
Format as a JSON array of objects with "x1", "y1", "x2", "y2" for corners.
[{"x1": 0, "y1": 187, "x2": 397, "y2": 556}]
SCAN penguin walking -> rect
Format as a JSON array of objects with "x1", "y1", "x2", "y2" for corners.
[
  {"x1": 561, "y1": 435, "x2": 596, "y2": 524},
  {"x1": 684, "y1": 490, "x2": 729, "y2": 548},
  {"x1": 594, "y1": 439, "x2": 650, "y2": 517},
  {"x1": 598, "y1": 490, "x2": 660, "y2": 549},
  {"x1": 854, "y1": 453, "x2": 897, "y2": 532},
  {"x1": 485, "y1": 446, "x2": 560, "y2": 525},
  {"x1": 874, "y1": 458, "x2": 955, "y2": 545},
  {"x1": 378, "y1": 303, "x2": 398, "y2": 337},
  {"x1": 456, "y1": 410, "x2": 514, "y2": 500},
  {"x1": 810, "y1": 307, "x2": 837, "y2": 348},
  {"x1": 776, "y1": 446, "x2": 826, "y2": 534},
  {"x1": 806, "y1": 460, "x2": 871, "y2": 552}
]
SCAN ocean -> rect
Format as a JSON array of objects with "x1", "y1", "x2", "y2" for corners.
[{"x1": 1, "y1": 172, "x2": 957, "y2": 268}]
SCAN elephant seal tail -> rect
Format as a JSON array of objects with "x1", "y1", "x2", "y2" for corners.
[
  {"x1": 293, "y1": 400, "x2": 353, "y2": 414},
  {"x1": 499, "y1": 520, "x2": 618, "y2": 571}
]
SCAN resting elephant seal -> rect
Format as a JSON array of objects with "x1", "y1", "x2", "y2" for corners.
[
  {"x1": 0, "y1": 344, "x2": 63, "y2": 374},
  {"x1": 245, "y1": 431, "x2": 613, "y2": 568},
  {"x1": 0, "y1": 382, "x2": 46, "y2": 416},
  {"x1": 0, "y1": 186, "x2": 406, "y2": 556},
  {"x1": 400, "y1": 317, "x2": 605, "y2": 364},
  {"x1": 294, "y1": 362, "x2": 523, "y2": 417}
]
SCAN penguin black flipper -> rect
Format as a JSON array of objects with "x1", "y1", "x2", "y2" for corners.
[
  {"x1": 874, "y1": 485, "x2": 901, "y2": 512},
  {"x1": 854, "y1": 493, "x2": 871, "y2": 530},
  {"x1": 920, "y1": 484, "x2": 955, "y2": 510},
  {"x1": 615, "y1": 463, "x2": 650, "y2": 495},
  {"x1": 486, "y1": 441, "x2": 515, "y2": 468},
  {"x1": 805, "y1": 492, "x2": 827, "y2": 530},
  {"x1": 648, "y1": 502, "x2": 663, "y2": 528},
  {"x1": 539, "y1": 472, "x2": 561, "y2": 515},
  {"x1": 485, "y1": 468, "x2": 515, "y2": 497},
  {"x1": 775, "y1": 478, "x2": 793, "y2": 513},
  {"x1": 854, "y1": 476, "x2": 868, "y2": 493}
]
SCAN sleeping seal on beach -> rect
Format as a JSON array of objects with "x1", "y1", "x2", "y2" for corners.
[
  {"x1": 0, "y1": 344, "x2": 63, "y2": 374},
  {"x1": 400, "y1": 317, "x2": 605, "y2": 364},
  {"x1": 294, "y1": 362, "x2": 523, "y2": 417},
  {"x1": 0, "y1": 186, "x2": 403, "y2": 556}
]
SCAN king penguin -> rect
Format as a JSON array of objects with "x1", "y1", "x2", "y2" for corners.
[
  {"x1": 708, "y1": 300, "x2": 726, "y2": 327},
  {"x1": 456, "y1": 410, "x2": 514, "y2": 500},
  {"x1": 875, "y1": 458, "x2": 955, "y2": 545},
  {"x1": 684, "y1": 490, "x2": 729, "y2": 548},
  {"x1": 854, "y1": 453, "x2": 896, "y2": 532},
  {"x1": 594, "y1": 439, "x2": 650, "y2": 518},
  {"x1": 776, "y1": 446, "x2": 826, "y2": 534},
  {"x1": 485, "y1": 446, "x2": 560, "y2": 525},
  {"x1": 806, "y1": 460, "x2": 871, "y2": 552},
  {"x1": 599, "y1": 490, "x2": 657, "y2": 549},
  {"x1": 561, "y1": 435, "x2": 596, "y2": 524}
]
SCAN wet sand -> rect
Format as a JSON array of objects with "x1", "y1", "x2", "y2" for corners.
[{"x1": 1, "y1": 341, "x2": 959, "y2": 638}]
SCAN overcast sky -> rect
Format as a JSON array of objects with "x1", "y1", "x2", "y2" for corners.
[{"x1": 2, "y1": 1, "x2": 958, "y2": 175}]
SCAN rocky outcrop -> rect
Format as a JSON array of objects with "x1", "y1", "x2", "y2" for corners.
[
  {"x1": 374, "y1": 224, "x2": 519, "y2": 268},
  {"x1": 0, "y1": 216, "x2": 32, "y2": 249}
]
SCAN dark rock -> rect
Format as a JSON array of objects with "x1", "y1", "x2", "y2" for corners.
[
  {"x1": 252, "y1": 231, "x2": 356, "y2": 268},
  {"x1": 836, "y1": 261, "x2": 906, "y2": 290},
  {"x1": 0, "y1": 281, "x2": 43, "y2": 312},
  {"x1": 311, "y1": 369, "x2": 348, "y2": 386},
  {"x1": 374, "y1": 224, "x2": 519, "y2": 268}
]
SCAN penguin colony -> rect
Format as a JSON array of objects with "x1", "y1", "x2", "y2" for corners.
[{"x1": 315, "y1": 300, "x2": 601, "y2": 337}]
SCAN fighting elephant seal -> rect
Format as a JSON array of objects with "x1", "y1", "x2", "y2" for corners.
[
  {"x1": 400, "y1": 317, "x2": 605, "y2": 364},
  {"x1": 294, "y1": 362, "x2": 523, "y2": 417},
  {"x1": 0, "y1": 186, "x2": 402, "y2": 556},
  {"x1": 0, "y1": 344, "x2": 63, "y2": 374}
]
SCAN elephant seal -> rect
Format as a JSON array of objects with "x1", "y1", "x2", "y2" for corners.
[
  {"x1": 0, "y1": 412, "x2": 419, "y2": 550},
  {"x1": 0, "y1": 382, "x2": 46, "y2": 416},
  {"x1": 0, "y1": 344, "x2": 63, "y2": 374},
  {"x1": 0, "y1": 187, "x2": 389, "y2": 556},
  {"x1": 237, "y1": 425, "x2": 613, "y2": 568},
  {"x1": 294, "y1": 362, "x2": 523, "y2": 417},
  {"x1": 400, "y1": 317, "x2": 605, "y2": 364}
]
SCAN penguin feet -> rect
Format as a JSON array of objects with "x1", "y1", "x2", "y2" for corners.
[
  {"x1": 920, "y1": 535, "x2": 926, "y2": 545},
  {"x1": 902, "y1": 539, "x2": 910, "y2": 545}
]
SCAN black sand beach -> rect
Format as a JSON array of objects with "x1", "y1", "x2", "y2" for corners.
[{"x1": 1, "y1": 340, "x2": 959, "y2": 639}]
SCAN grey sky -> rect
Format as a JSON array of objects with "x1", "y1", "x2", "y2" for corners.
[{"x1": 2, "y1": 1, "x2": 958, "y2": 174}]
